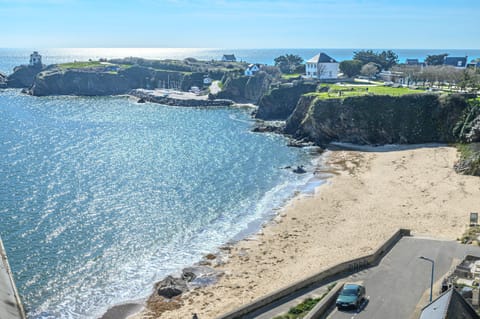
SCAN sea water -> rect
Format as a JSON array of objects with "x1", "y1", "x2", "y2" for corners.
[
  {"x1": 0, "y1": 88, "x2": 317, "y2": 318},
  {"x1": 1, "y1": 47, "x2": 479, "y2": 318}
]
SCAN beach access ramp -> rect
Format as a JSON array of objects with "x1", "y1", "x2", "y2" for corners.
[{"x1": 0, "y1": 236, "x2": 26, "y2": 319}]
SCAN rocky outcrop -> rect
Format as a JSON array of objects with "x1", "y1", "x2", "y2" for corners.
[
  {"x1": 455, "y1": 143, "x2": 480, "y2": 176},
  {"x1": 0, "y1": 72, "x2": 6, "y2": 88},
  {"x1": 129, "y1": 89, "x2": 234, "y2": 107},
  {"x1": 215, "y1": 72, "x2": 271, "y2": 103},
  {"x1": 285, "y1": 94, "x2": 468, "y2": 146},
  {"x1": 31, "y1": 69, "x2": 131, "y2": 96},
  {"x1": 7, "y1": 64, "x2": 44, "y2": 88},
  {"x1": 255, "y1": 82, "x2": 317, "y2": 120}
]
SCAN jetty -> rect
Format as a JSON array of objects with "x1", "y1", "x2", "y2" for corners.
[{"x1": 0, "y1": 236, "x2": 26, "y2": 319}]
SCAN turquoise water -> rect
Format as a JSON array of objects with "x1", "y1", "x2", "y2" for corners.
[{"x1": 0, "y1": 89, "x2": 315, "y2": 318}]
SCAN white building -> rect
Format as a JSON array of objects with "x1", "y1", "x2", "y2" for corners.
[
  {"x1": 305, "y1": 53, "x2": 339, "y2": 80},
  {"x1": 29, "y1": 51, "x2": 42, "y2": 67},
  {"x1": 244, "y1": 64, "x2": 260, "y2": 76}
]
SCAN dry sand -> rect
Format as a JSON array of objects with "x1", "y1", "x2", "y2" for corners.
[{"x1": 131, "y1": 146, "x2": 480, "y2": 319}]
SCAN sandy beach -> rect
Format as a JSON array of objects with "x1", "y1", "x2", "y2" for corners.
[{"x1": 131, "y1": 145, "x2": 480, "y2": 319}]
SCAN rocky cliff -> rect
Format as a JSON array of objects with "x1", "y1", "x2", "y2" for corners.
[
  {"x1": 7, "y1": 64, "x2": 44, "y2": 88},
  {"x1": 285, "y1": 94, "x2": 469, "y2": 146},
  {"x1": 29, "y1": 65, "x2": 209, "y2": 96},
  {"x1": 255, "y1": 82, "x2": 318, "y2": 120},
  {"x1": 215, "y1": 72, "x2": 272, "y2": 103}
]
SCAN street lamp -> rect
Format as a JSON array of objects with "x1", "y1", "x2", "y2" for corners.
[{"x1": 419, "y1": 256, "x2": 435, "y2": 302}]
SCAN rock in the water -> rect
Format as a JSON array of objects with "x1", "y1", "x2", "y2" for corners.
[
  {"x1": 155, "y1": 276, "x2": 188, "y2": 299},
  {"x1": 137, "y1": 98, "x2": 146, "y2": 103},
  {"x1": 293, "y1": 166, "x2": 307, "y2": 174}
]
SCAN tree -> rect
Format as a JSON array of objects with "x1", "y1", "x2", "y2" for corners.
[
  {"x1": 274, "y1": 54, "x2": 304, "y2": 74},
  {"x1": 425, "y1": 53, "x2": 448, "y2": 66},
  {"x1": 361, "y1": 62, "x2": 379, "y2": 78},
  {"x1": 339, "y1": 60, "x2": 363, "y2": 77},
  {"x1": 353, "y1": 50, "x2": 398, "y2": 70}
]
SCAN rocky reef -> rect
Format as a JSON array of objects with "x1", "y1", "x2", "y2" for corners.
[
  {"x1": 285, "y1": 93, "x2": 468, "y2": 146},
  {"x1": 130, "y1": 89, "x2": 234, "y2": 107}
]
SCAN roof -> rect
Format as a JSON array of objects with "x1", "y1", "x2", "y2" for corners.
[
  {"x1": 222, "y1": 54, "x2": 236, "y2": 60},
  {"x1": 444, "y1": 56, "x2": 467, "y2": 67},
  {"x1": 419, "y1": 288, "x2": 479, "y2": 319},
  {"x1": 307, "y1": 53, "x2": 337, "y2": 64}
]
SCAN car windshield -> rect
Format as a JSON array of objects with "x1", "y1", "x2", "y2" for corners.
[{"x1": 342, "y1": 288, "x2": 358, "y2": 296}]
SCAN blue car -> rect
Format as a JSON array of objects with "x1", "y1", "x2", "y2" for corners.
[{"x1": 336, "y1": 283, "x2": 366, "y2": 310}]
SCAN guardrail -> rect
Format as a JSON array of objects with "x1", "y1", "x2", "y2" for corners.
[
  {"x1": 0, "y1": 236, "x2": 26, "y2": 319},
  {"x1": 217, "y1": 228, "x2": 411, "y2": 319}
]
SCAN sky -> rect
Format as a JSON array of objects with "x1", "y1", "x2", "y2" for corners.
[{"x1": 0, "y1": 0, "x2": 479, "y2": 49}]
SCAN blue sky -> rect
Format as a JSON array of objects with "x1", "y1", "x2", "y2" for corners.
[{"x1": 0, "y1": 0, "x2": 479, "y2": 48}]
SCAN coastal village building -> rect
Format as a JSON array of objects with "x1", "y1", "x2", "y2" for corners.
[
  {"x1": 305, "y1": 53, "x2": 339, "y2": 80},
  {"x1": 244, "y1": 64, "x2": 260, "y2": 76},
  {"x1": 419, "y1": 288, "x2": 479, "y2": 319},
  {"x1": 29, "y1": 51, "x2": 42, "y2": 67},
  {"x1": 222, "y1": 54, "x2": 236, "y2": 62},
  {"x1": 444, "y1": 56, "x2": 468, "y2": 69}
]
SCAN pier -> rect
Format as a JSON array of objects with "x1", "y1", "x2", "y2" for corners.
[{"x1": 0, "y1": 236, "x2": 26, "y2": 319}]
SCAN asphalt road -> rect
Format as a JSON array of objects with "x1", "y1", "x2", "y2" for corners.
[{"x1": 328, "y1": 237, "x2": 480, "y2": 319}]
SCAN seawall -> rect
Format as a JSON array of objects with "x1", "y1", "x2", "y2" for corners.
[{"x1": 0, "y1": 236, "x2": 26, "y2": 319}]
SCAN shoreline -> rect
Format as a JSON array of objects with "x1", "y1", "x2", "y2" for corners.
[
  {"x1": 99, "y1": 146, "x2": 327, "y2": 319},
  {"x1": 128, "y1": 145, "x2": 479, "y2": 318}
]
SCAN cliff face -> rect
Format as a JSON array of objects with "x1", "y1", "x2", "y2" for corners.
[
  {"x1": 285, "y1": 94, "x2": 468, "y2": 146},
  {"x1": 29, "y1": 66, "x2": 209, "y2": 96},
  {"x1": 215, "y1": 72, "x2": 272, "y2": 103},
  {"x1": 31, "y1": 69, "x2": 131, "y2": 96},
  {"x1": 255, "y1": 83, "x2": 318, "y2": 120},
  {"x1": 0, "y1": 72, "x2": 6, "y2": 88},
  {"x1": 7, "y1": 65, "x2": 43, "y2": 88}
]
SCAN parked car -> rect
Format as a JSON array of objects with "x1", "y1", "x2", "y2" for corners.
[{"x1": 336, "y1": 283, "x2": 366, "y2": 310}]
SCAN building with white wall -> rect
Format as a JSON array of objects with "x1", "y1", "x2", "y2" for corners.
[
  {"x1": 244, "y1": 64, "x2": 260, "y2": 76},
  {"x1": 305, "y1": 53, "x2": 339, "y2": 80}
]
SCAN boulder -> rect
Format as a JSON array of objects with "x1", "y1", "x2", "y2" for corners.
[
  {"x1": 155, "y1": 276, "x2": 188, "y2": 299},
  {"x1": 293, "y1": 166, "x2": 307, "y2": 174}
]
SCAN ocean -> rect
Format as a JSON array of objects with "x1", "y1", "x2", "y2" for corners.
[{"x1": 0, "y1": 48, "x2": 478, "y2": 318}]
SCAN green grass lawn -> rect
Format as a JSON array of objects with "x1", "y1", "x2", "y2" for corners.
[
  {"x1": 306, "y1": 84, "x2": 423, "y2": 100},
  {"x1": 281, "y1": 73, "x2": 302, "y2": 80},
  {"x1": 58, "y1": 61, "x2": 105, "y2": 69}
]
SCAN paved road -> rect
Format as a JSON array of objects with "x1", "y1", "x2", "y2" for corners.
[
  {"x1": 328, "y1": 237, "x2": 480, "y2": 319},
  {"x1": 240, "y1": 237, "x2": 480, "y2": 319}
]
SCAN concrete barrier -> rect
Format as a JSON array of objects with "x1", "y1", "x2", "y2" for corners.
[
  {"x1": 217, "y1": 228, "x2": 410, "y2": 319},
  {"x1": 303, "y1": 282, "x2": 344, "y2": 319},
  {"x1": 0, "y1": 236, "x2": 26, "y2": 319}
]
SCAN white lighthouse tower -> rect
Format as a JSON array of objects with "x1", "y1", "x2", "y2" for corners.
[{"x1": 29, "y1": 51, "x2": 42, "y2": 67}]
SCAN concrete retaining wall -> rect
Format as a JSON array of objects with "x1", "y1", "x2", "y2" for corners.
[
  {"x1": 0, "y1": 236, "x2": 26, "y2": 319},
  {"x1": 303, "y1": 282, "x2": 344, "y2": 319},
  {"x1": 217, "y1": 228, "x2": 410, "y2": 319}
]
